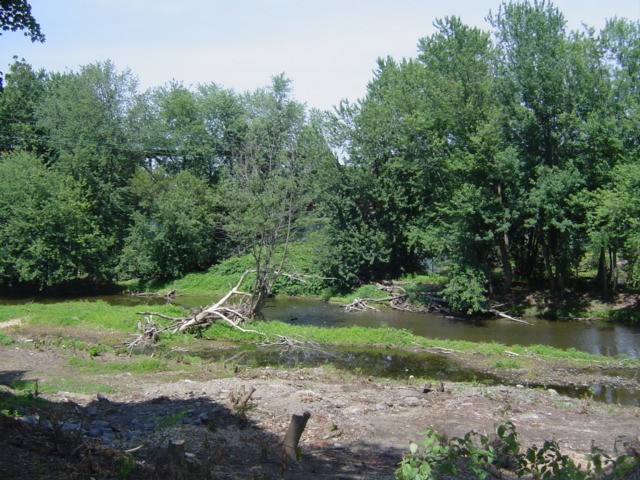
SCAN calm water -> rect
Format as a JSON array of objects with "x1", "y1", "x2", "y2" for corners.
[
  {"x1": 3, "y1": 294, "x2": 640, "y2": 358},
  {"x1": 257, "y1": 298, "x2": 640, "y2": 359},
  {"x1": 3, "y1": 294, "x2": 639, "y2": 404}
]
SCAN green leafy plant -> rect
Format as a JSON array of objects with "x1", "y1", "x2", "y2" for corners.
[
  {"x1": 0, "y1": 332, "x2": 12, "y2": 345},
  {"x1": 396, "y1": 422, "x2": 639, "y2": 480}
]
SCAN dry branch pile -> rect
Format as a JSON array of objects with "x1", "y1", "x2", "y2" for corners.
[
  {"x1": 127, "y1": 270, "x2": 325, "y2": 351},
  {"x1": 343, "y1": 281, "x2": 448, "y2": 314}
]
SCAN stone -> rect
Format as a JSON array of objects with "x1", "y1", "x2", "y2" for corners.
[
  {"x1": 61, "y1": 422, "x2": 82, "y2": 431},
  {"x1": 96, "y1": 393, "x2": 110, "y2": 403},
  {"x1": 403, "y1": 396, "x2": 421, "y2": 407},
  {"x1": 90, "y1": 420, "x2": 111, "y2": 429}
]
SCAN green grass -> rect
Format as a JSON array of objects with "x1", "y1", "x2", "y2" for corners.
[
  {"x1": 2, "y1": 295, "x2": 636, "y2": 368},
  {"x1": 0, "y1": 389, "x2": 49, "y2": 417},
  {"x1": 0, "y1": 300, "x2": 187, "y2": 332},
  {"x1": 328, "y1": 284, "x2": 392, "y2": 304},
  {"x1": 40, "y1": 378, "x2": 117, "y2": 395},
  {"x1": 128, "y1": 240, "x2": 329, "y2": 297},
  {"x1": 493, "y1": 358, "x2": 522, "y2": 369},
  {"x1": 200, "y1": 320, "x2": 638, "y2": 366},
  {"x1": 68, "y1": 355, "x2": 170, "y2": 374},
  {"x1": 0, "y1": 332, "x2": 12, "y2": 345}
]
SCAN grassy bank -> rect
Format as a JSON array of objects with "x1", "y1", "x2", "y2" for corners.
[{"x1": 1, "y1": 300, "x2": 637, "y2": 368}]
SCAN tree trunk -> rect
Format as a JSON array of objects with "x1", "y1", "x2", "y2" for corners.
[
  {"x1": 611, "y1": 244, "x2": 619, "y2": 295},
  {"x1": 498, "y1": 231, "x2": 513, "y2": 293},
  {"x1": 282, "y1": 411, "x2": 311, "y2": 463},
  {"x1": 540, "y1": 237, "x2": 556, "y2": 292},
  {"x1": 595, "y1": 246, "x2": 608, "y2": 295}
]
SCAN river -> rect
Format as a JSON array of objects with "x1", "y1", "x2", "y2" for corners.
[
  {"x1": 258, "y1": 298, "x2": 640, "y2": 358},
  {"x1": 3, "y1": 294, "x2": 640, "y2": 358}
]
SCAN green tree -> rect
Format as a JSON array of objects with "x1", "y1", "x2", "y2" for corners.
[
  {"x1": 118, "y1": 168, "x2": 222, "y2": 280},
  {"x1": 0, "y1": 0, "x2": 44, "y2": 89},
  {"x1": 489, "y1": 0, "x2": 594, "y2": 292},
  {"x1": 0, "y1": 150, "x2": 105, "y2": 289},
  {"x1": 130, "y1": 82, "x2": 248, "y2": 184},
  {"x1": 0, "y1": 58, "x2": 47, "y2": 153},
  {"x1": 221, "y1": 74, "x2": 315, "y2": 317},
  {"x1": 37, "y1": 61, "x2": 142, "y2": 274},
  {"x1": 319, "y1": 57, "x2": 440, "y2": 289}
]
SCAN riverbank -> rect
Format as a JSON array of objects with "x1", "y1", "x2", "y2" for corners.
[{"x1": 1, "y1": 304, "x2": 639, "y2": 478}]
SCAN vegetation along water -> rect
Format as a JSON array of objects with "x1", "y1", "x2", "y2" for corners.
[{"x1": 1, "y1": 1, "x2": 640, "y2": 478}]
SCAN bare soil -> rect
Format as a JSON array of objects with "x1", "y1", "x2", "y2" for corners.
[{"x1": 0, "y1": 323, "x2": 639, "y2": 479}]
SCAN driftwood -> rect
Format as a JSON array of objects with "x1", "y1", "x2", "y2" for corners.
[
  {"x1": 128, "y1": 269, "x2": 325, "y2": 351},
  {"x1": 281, "y1": 411, "x2": 311, "y2": 465},
  {"x1": 488, "y1": 308, "x2": 532, "y2": 325},
  {"x1": 343, "y1": 281, "x2": 443, "y2": 314}
]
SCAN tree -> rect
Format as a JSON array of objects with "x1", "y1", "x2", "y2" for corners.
[
  {"x1": 220, "y1": 74, "x2": 314, "y2": 318},
  {"x1": 0, "y1": 0, "x2": 44, "y2": 89},
  {"x1": 129, "y1": 81, "x2": 247, "y2": 183},
  {"x1": 489, "y1": 0, "x2": 592, "y2": 292},
  {"x1": 118, "y1": 168, "x2": 222, "y2": 280},
  {"x1": 37, "y1": 61, "x2": 142, "y2": 275},
  {"x1": 319, "y1": 57, "x2": 441, "y2": 289},
  {"x1": 0, "y1": 58, "x2": 47, "y2": 153},
  {"x1": 0, "y1": 150, "x2": 105, "y2": 289}
]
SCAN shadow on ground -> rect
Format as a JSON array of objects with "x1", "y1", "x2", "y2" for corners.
[{"x1": 0, "y1": 370, "x2": 402, "y2": 479}]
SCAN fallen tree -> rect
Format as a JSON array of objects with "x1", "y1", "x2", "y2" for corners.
[
  {"x1": 342, "y1": 281, "x2": 532, "y2": 324},
  {"x1": 343, "y1": 281, "x2": 450, "y2": 314},
  {"x1": 127, "y1": 269, "x2": 324, "y2": 351}
]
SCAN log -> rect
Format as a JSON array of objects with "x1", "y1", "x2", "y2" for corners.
[
  {"x1": 282, "y1": 411, "x2": 311, "y2": 463},
  {"x1": 489, "y1": 308, "x2": 532, "y2": 325}
]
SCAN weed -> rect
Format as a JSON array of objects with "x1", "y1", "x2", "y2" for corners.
[
  {"x1": 68, "y1": 355, "x2": 169, "y2": 374},
  {"x1": 156, "y1": 408, "x2": 189, "y2": 428},
  {"x1": 0, "y1": 332, "x2": 12, "y2": 345},
  {"x1": 396, "y1": 421, "x2": 639, "y2": 480},
  {"x1": 493, "y1": 359, "x2": 521, "y2": 369}
]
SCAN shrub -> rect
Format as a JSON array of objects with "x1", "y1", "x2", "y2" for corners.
[{"x1": 396, "y1": 422, "x2": 638, "y2": 480}]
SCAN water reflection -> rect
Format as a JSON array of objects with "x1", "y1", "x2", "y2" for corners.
[
  {"x1": 261, "y1": 298, "x2": 640, "y2": 358},
  {"x1": 2, "y1": 294, "x2": 640, "y2": 358}
]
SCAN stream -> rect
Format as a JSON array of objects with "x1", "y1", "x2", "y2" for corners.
[{"x1": 3, "y1": 294, "x2": 639, "y2": 405}]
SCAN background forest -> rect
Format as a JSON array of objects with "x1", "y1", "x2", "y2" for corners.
[{"x1": 1, "y1": 1, "x2": 639, "y2": 313}]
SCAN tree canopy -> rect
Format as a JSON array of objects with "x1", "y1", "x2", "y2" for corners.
[{"x1": 0, "y1": 1, "x2": 639, "y2": 313}]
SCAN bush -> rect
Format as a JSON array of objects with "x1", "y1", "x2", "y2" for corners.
[
  {"x1": 396, "y1": 422, "x2": 638, "y2": 480},
  {"x1": 441, "y1": 267, "x2": 487, "y2": 314}
]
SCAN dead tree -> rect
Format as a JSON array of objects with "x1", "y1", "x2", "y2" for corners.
[
  {"x1": 343, "y1": 281, "x2": 447, "y2": 314},
  {"x1": 128, "y1": 270, "x2": 326, "y2": 350}
]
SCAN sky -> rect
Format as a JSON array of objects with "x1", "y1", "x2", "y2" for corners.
[{"x1": 2, "y1": 0, "x2": 640, "y2": 111}]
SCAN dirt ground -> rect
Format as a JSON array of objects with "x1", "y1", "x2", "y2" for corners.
[{"x1": 1, "y1": 323, "x2": 639, "y2": 479}]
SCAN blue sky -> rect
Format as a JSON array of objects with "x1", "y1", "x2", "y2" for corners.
[{"x1": 3, "y1": 0, "x2": 639, "y2": 110}]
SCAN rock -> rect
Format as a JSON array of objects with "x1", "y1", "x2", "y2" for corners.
[
  {"x1": 20, "y1": 415, "x2": 39, "y2": 425},
  {"x1": 96, "y1": 393, "x2": 110, "y2": 403},
  {"x1": 61, "y1": 422, "x2": 82, "y2": 431},
  {"x1": 90, "y1": 420, "x2": 111, "y2": 429},
  {"x1": 403, "y1": 396, "x2": 421, "y2": 407}
]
